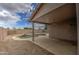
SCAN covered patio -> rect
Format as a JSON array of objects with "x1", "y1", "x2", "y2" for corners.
[{"x1": 31, "y1": 3, "x2": 77, "y2": 55}]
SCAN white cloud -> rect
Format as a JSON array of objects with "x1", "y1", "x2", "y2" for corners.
[{"x1": 0, "y1": 3, "x2": 32, "y2": 28}]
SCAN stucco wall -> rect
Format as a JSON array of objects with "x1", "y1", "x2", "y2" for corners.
[
  {"x1": 8, "y1": 29, "x2": 44, "y2": 35},
  {"x1": 48, "y1": 19, "x2": 77, "y2": 42},
  {"x1": 0, "y1": 28, "x2": 7, "y2": 41},
  {"x1": 8, "y1": 29, "x2": 32, "y2": 35}
]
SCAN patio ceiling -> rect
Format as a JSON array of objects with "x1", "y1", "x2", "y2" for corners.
[{"x1": 31, "y1": 3, "x2": 76, "y2": 24}]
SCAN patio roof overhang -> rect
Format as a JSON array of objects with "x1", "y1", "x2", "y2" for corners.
[{"x1": 31, "y1": 3, "x2": 76, "y2": 24}]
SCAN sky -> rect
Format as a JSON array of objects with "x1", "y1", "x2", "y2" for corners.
[{"x1": 0, "y1": 3, "x2": 45, "y2": 29}]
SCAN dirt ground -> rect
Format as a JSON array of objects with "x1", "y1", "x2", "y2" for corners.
[{"x1": 0, "y1": 35, "x2": 53, "y2": 55}]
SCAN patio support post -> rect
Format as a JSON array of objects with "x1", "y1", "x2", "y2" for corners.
[
  {"x1": 76, "y1": 4, "x2": 79, "y2": 55},
  {"x1": 32, "y1": 22, "x2": 34, "y2": 42}
]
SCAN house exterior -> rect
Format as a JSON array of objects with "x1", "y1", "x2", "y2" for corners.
[{"x1": 31, "y1": 3, "x2": 78, "y2": 54}]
